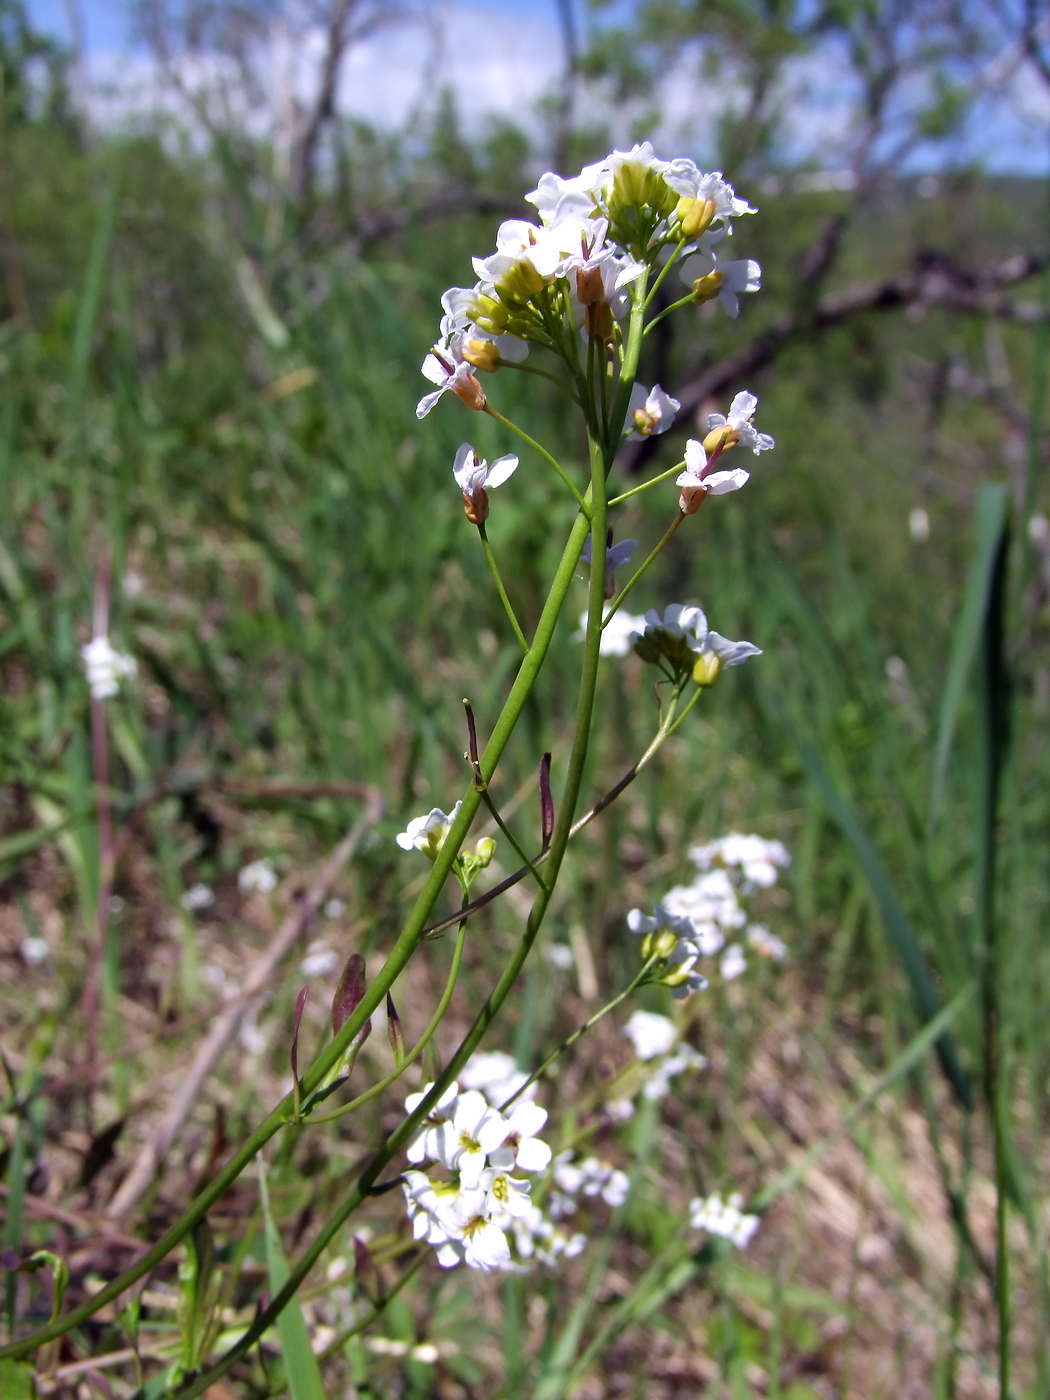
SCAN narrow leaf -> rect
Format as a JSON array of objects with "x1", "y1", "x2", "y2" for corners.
[
  {"x1": 332, "y1": 953, "x2": 368, "y2": 1038},
  {"x1": 386, "y1": 993, "x2": 405, "y2": 1066},
  {"x1": 290, "y1": 987, "x2": 308, "y2": 1091},
  {"x1": 796, "y1": 736, "x2": 972, "y2": 1110},
  {"x1": 258, "y1": 1162, "x2": 326, "y2": 1400},
  {"x1": 928, "y1": 483, "x2": 1010, "y2": 833}
]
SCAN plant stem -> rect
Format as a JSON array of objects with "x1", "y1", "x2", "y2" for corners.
[
  {"x1": 307, "y1": 902, "x2": 470, "y2": 1125},
  {"x1": 608, "y1": 460, "x2": 685, "y2": 507},
  {"x1": 478, "y1": 522, "x2": 529, "y2": 653},
  {"x1": 602, "y1": 512, "x2": 684, "y2": 626},
  {"x1": 484, "y1": 402, "x2": 589, "y2": 513},
  {"x1": 498, "y1": 955, "x2": 661, "y2": 1112}
]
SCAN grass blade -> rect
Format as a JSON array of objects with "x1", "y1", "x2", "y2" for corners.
[
  {"x1": 928, "y1": 484, "x2": 1010, "y2": 834},
  {"x1": 257, "y1": 1162, "x2": 326, "y2": 1400}
]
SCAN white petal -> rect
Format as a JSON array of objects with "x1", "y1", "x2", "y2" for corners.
[
  {"x1": 516, "y1": 1137, "x2": 552, "y2": 1172},
  {"x1": 484, "y1": 454, "x2": 519, "y2": 489},
  {"x1": 416, "y1": 388, "x2": 444, "y2": 419},
  {"x1": 453, "y1": 443, "x2": 478, "y2": 489},
  {"x1": 704, "y1": 468, "x2": 750, "y2": 495}
]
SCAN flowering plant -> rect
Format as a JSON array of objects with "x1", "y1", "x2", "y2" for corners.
[{"x1": 6, "y1": 142, "x2": 788, "y2": 1394}]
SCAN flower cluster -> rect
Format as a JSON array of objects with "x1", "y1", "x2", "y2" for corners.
[
  {"x1": 630, "y1": 604, "x2": 761, "y2": 687},
  {"x1": 622, "y1": 1009, "x2": 707, "y2": 1102},
  {"x1": 81, "y1": 635, "x2": 137, "y2": 701},
  {"x1": 417, "y1": 143, "x2": 760, "y2": 421},
  {"x1": 688, "y1": 1192, "x2": 760, "y2": 1249},
  {"x1": 402, "y1": 1072, "x2": 553, "y2": 1273},
  {"x1": 643, "y1": 832, "x2": 790, "y2": 982}
]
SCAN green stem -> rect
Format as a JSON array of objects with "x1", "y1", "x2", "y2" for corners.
[
  {"x1": 498, "y1": 955, "x2": 661, "y2": 1112},
  {"x1": 643, "y1": 292, "x2": 697, "y2": 336},
  {"x1": 315, "y1": 1251, "x2": 426, "y2": 1364},
  {"x1": 602, "y1": 512, "x2": 685, "y2": 626},
  {"x1": 307, "y1": 901, "x2": 470, "y2": 1125},
  {"x1": 498, "y1": 359, "x2": 574, "y2": 393},
  {"x1": 478, "y1": 522, "x2": 529, "y2": 654},
  {"x1": 483, "y1": 402, "x2": 589, "y2": 513},
  {"x1": 642, "y1": 239, "x2": 686, "y2": 311},
  {"x1": 166, "y1": 342, "x2": 621, "y2": 1400},
  {"x1": 0, "y1": 500, "x2": 596, "y2": 1363},
  {"x1": 608, "y1": 460, "x2": 685, "y2": 508}
]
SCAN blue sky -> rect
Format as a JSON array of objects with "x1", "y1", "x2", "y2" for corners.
[{"x1": 24, "y1": 0, "x2": 1050, "y2": 174}]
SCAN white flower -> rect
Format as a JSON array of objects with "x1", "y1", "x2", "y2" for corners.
[
  {"x1": 480, "y1": 1167, "x2": 533, "y2": 1220},
  {"x1": 664, "y1": 163, "x2": 756, "y2": 235},
  {"x1": 702, "y1": 391, "x2": 774, "y2": 455},
  {"x1": 630, "y1": 603, "x2": 708, "y2": 658},
  {"x1": 690, "y1": 832, "x2": 790, "y2": 888},
  {"x1": 688, "y1": 1192, "x2": 760, "y2": 1249},
  {"x1": 603, "y1": 142, "x2": 670, "y2": 199},
  {"x1": 623, "y1": 1009, "x2": 677, "y2": 1060},
  {"x1": 323, "y1": 897, "x2": 346, "y2": 918},
  {"x1": 525, "y1": 162, "x2": 607, "y2": 224},
  {"x1": 396, "y1": 802, "x2": 462, "y2": 860},
  {"x1": 81, "y1": 635, "x2": 137, "y2": 701},
  {"x1": 675, "y1": 438, "x2": 750, "y2": 513},
  {"x1": 181, "y1": 883, "x2": 215, "y2": 912},
  {"x1": 748, "y1": 925, "x2": 788, "y2": 960},
  {"x1": 662, "y1": 869, "x2": 745, "y2": 954},
  {"x1": 680, "y1": 249, "x2": 762, "y2": 318},
  {"x1": 543, "y1": 942, "x2": 575, "y2": 970},
  {"x1": 438, "y1": 286, "x2": 529, "y2": 370},
  {"x1": 453, "y1": 444, "x2": 518, "y2": 524},
  {"x1": 632, "y1": 607, "x2": 762, "y2": 683},
  {"x1": 433, "y1": 1090, "x2": 509, "y2": 1188},
  {"x1": 405, "y1": 1081, "x2": 460, "y2": 1165},
  {"x1": 238, "y1": 858, "x2": 278, "y2": 894},
  {"x1": 720, "y1": 944, "x2": 747, "y2": 981},
  {"x1": 459, "y1": 1051, "x2": 534, "y2": 1107},
  {"x1": 605, "y1": 1097, "x2": 636, "y2": 1122},
  {"x1": 300, "y1": 940, "x2": 339, "y2": 978},
  {"x1": 21, "y1": 936, "x2": 50, "y2": 966},
  {"x1": 417, "y1": 346, "x2": 486, "y2": 419},
  {"x1": 576, "y1": 608, "x2": 648, "y2": 658},
  {"x1": 434, "y1": 1185, "x2": 513, "y2": 1271},
  {"x1": 581, "y1": 533, "x2": 637, "y2": 600},
  {"x1": 577, "y1": 1157, "x2": 630, "y2": 1207},
  {"x1": 488, "y1": 1101, "x2": 552, "y2": 1173},
  {"x1": 625, "y1": 383, "x2": 680, "y2": 439},
  {"x1": 642, "y1": 1044, "x2": 707, "y2": 1101}
]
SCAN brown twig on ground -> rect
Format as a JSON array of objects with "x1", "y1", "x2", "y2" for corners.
[
  {"x1": 0, "y1": 1182, "x2": 142, "y2": 1252},
  {"x1": 104, "y1": 786, "x2": 383, "y2": 1219}
]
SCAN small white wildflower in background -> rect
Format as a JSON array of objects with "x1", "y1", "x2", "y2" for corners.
[
  {"x1": 642, "y1": 1044, "x2": 707, "y2": 1102},
  {"x1": 300, "y1": 940, "x2": 339, "y2": 979},
  {"x1": 720, "y1": 944, "x2": 747, "y2": 980},
  {"x1": 21, "y1": 936, "x2": 50, "y2": 966},
  {"x1": 623, "y1": 1009, "x2": 677, "y2": 1060},
  {"x1": 323, "y1": 897, "x2": 346, "y2": 919},
  {"x1": 459, "y1": 1050, "x2": 535, "y2": 1107},
  {"x1": 238, "y1": 1008, "x2": 267, "y2": 1057},
  {"x1": 581, "y1": 533, "x2": 637, "y2": 599},
  {"x1": 909, "y1": 506, "x2": 930, "y2": 542},
  {"x1": 181, "y1": 884, "x2": 215, "y2": 912},
  {"x1": 543, "y1": 942, "x2": 574, "y2": 970},
  {"x1": 748, "y1": 925, "x2": 787, "y2": 960},
  {"x1": 605, "y1": 1097, "x2": 636, "y2": 1122},
  {"x1": 689, "y1": 1192, "x2": 760, "y2": 1249},
  {"x1": 81, "y1": 635, "x2": 137, "y2": 701},
  {"x1": 238, "y1": 858, "x2": 278, "y2": 895},
  {"x1": 577, "y1": 608, "x2": 648, "y2": 658},
  {"x1": 396, "y1": 803, "x2": 462, "y2": 861},
  {"x1": 690, "y1": 832, "x2": 790, "y2": 890}
]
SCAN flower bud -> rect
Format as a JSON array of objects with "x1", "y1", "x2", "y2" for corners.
[
  {"x1": 691, "y1": 271, "x2": 725, "y2": 305},
  {"x1": 676, "y1": 195, "x2": 718, "y2": 239},
  {"x1": 462, "y1": 338, "x2": 502, "y2": 373},
  {"x1": 702, "y1": 424, "x2": 736, "y2": 455},
  {"x1": 576, "y1": 265, "x2": 605, "y2": 306},
  {"x1": 692, "y1": 652, "x2": 722, "y2": 687},
  {"x1": 463, "y1": 485, "x2": 489, "y2": 525},
  {"x1": 473, "y1": 837, "x2": 497, "y2": 868},
  {"x1": 679, "y1": 484, "x2": 706, "y2": 516},
  {"x1": 452, "y1": 374, "x2": 487, "y2": 412},
  {"x1": 585, "y1": 300, "x2": 614, "y2": 344},
  {"x1": 642, "y1": 929, "x2": 681, "y2": 961}
]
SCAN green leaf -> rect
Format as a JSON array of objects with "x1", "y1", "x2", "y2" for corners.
[
  {"x1": 0, "y1": 1359, "x2": 35, "y2": 1399},
  {"x1": 928, "y1": 483, "x2": 1010, "y2": 834},
  {"x1": 258, "y1": 1162, "x2": 327, "y2": 1400},
  {"x1": 795, "y1": 737, "x2": 972, "y2": 1111}
]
